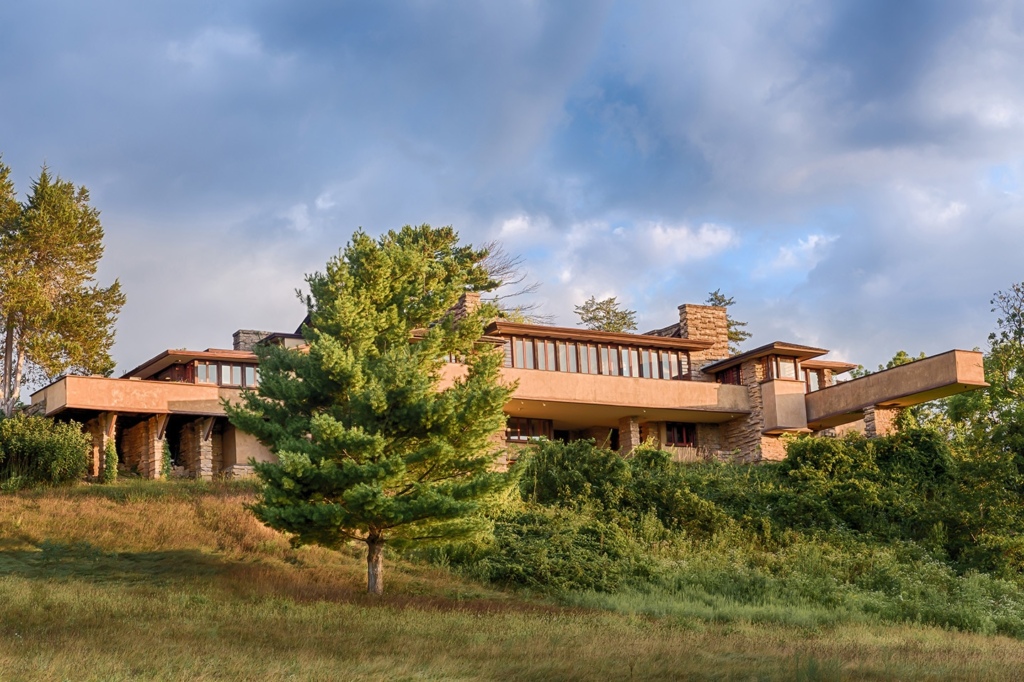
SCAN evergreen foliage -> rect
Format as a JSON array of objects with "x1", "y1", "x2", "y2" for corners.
[
  {"x1": 102, "y1": 439, "x2": 118, "y2": 484},
  {"x1": 0, "y1": 157, "x2": 125, "y2": 416},
  {"x1": 574, "y1": 296, "x2": 637, "y2": 333},
  {"x1": 0, "y1": 415, "x2": 89, "y2": 490},
  {"x1": 705, "y1": 289, "x2": 751, "y2": 354},
  {"x1": 226, "y1": 225, "x2": 516, "y2": 594}
]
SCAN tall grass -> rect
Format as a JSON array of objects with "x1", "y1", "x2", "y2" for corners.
[{"x1": 3, "y1": 481, "x2": 1024, "y2": 680}]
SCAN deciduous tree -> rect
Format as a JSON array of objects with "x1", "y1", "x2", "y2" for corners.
[
  {"x1": 947, "y1": 282, "x2": 1024, "y2": 462},
  {"x1": 0, "y1": 160, "x2": 125, "y2": 415},
  {"x1": 226, "y1": 225, "x2": 515, "y2": 595},
  {"x1": 574, "y1": 296, "x2": 637, "y2": 333}
]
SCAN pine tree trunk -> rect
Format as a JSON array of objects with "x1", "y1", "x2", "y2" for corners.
[
  {"x1": 2, "y1": 318, "x2": 13, "y2": 416},
  {"x1": 366, "y1": 535, "x2": 384, "y2": 596}
]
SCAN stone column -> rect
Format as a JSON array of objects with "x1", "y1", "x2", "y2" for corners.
[
  {"x1": 180, "y1": 419, "x2": 215, "y2": 480},
  {"x1": 85, "y1": 413, "x2": 117, "y2": 480},
  {"x1": 864, "y1": 405, "x2": 902, "y2": 438},
  {"x1": 618, "y1": 416, "x2": 641, "y2": 455}
]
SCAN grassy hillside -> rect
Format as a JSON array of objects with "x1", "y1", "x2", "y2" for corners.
[{"x1": 0, "y1": 480, "x2": 1023, "y2": 680}]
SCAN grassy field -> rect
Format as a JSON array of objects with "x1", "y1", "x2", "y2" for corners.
[{"x1": 1, "y1": 480, "x2": 1022, "y2": 681}]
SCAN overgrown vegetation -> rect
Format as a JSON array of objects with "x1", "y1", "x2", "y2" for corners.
[
  {"x1": 0, "y1": 415, "x2": 89, "y2": 490},
  {"x1": 102, "y1": 439, "x2": 118, "y2": 484},
  {"x1": 429, "y1": 433, "x2": 1024, "y2": 638},
  {"x1": 3, "y1": 480, "x2": 1024, "y2": 681}
]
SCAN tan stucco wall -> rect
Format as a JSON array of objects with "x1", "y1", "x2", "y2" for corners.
[
  {"x1": 496, "y1": 367, "x2": 749, "y2": 413},
  {"x1": 223, "y1": 426, "x2": 274, "y2": 466},
  {"x1": 33, "y1": 375, "x2": 229, "y2": 417},
  {"x1": 806, "y1": 350, "x2": 987, "y2": 429},
  {"x1": 761, "y1": 379, "x2": 809, "y2": 432}
]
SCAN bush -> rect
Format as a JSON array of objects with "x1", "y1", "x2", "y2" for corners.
[
  {"x1": 460, "y1": 504, "x2": 653, "y2": 592},
  {"x1": 102, "y1": 439, "x2": 118, "y2": 483},
  {"x1": 0, "y1": 415, "x2": 89, "y2": 490}
]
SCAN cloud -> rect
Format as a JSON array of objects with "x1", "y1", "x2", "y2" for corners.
[
  {"x1": 755, "y1": 234, "x2": 839, "y2": 277},
  {"x1": 166, "y1": 27, "x2": 265, "y2": 69},
  {"x1": 3, "y1": 0, "x2": 1024, "y2": 376}
]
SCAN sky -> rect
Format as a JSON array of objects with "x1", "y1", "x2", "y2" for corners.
[{"x1": 2, "y1": 0, "x2": 1023, "y2": 378}]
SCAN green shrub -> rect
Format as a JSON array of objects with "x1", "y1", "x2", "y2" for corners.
[
  {"x1": 465, "y1": 504, "x2": 652, "y2": 592},
  {"x1": 102, "y1": 439, "x2": 118, "y2": 483},
  {"x1": 161, "y1": 439, "x2": 173, "y2": 479},
  {"x1": 0, "y1": 416, "x2": 89, "y2": 489}
]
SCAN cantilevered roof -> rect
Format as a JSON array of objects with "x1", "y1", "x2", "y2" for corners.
[
  {"x1": 484, "y1": 321, "x2": 715, "y2": 351},
  {"x1": 802, "y1": 359, "x2": 858, "y2": 374},
  {"x1": 122, "y1": 349, "x2": 258, "y2": 380},
  {"x1": 701, "y1": 341, "x2": 830, "y2": 374}
]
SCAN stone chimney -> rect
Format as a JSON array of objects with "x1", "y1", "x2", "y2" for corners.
[
  {"x1": 232, "y1": 329, "x2": 271, "y2": 351},
  {"x1": 450, "y1": 292, "x2": 481, "y2": 320},
  {"x1": 678, "y1": 304, "x2": 729, "y2": 379}
]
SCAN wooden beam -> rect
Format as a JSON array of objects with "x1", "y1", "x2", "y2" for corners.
[
  {"x1": 202, "y1": 417, "x2": 216, "y2": 442},
  {"x1": 155, "y1": 414, "x2": 170, "y2": 441},
  {"x1": 102, "y1": 412, "x2": 118, "y2": 439}
]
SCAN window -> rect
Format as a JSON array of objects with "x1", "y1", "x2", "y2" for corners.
[
  {"x1": 804, "y1": 368, "x2": 822, "y2": 392},
  {"x1": 717, "y1": 366, "x2": 742, "y2": 385},
  {"x1": 640, "y1": 349, "x2": 652, "y2": 378},
  {"x1": 506, "y1": 417, "x2": 554, "y2": 442},
  {"x1": 220, "y1": 364, "x2": 243, "y2": 386},
  {"x1": 502, "y1": 336, "x2": 692, "y2": 381},
  {"x1": 763, "y1": 355, "x2": 799, "y2": 381},
  {"x1": 196, "y1": 362, "x2": 217, "y2": 384},
  {"x1": 244, "y1": 365, "x2": 258, "y2": 387},
  {"x1": 665, "y1": 422, "x2": 697, "y2": 447}
]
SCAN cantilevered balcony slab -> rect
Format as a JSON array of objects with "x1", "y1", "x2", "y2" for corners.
[
  {"x1": 31, "y1": 375, "x2": 242, "y2": 418},
  {"x1": 442, "y1": 364, "x2": 750, "y2": 428},
  {"x1": 805, "y1": 350, "x2": 987, "y2": 430}
]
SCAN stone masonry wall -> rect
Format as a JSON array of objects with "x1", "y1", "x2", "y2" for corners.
[
  {"x1": 719, "y1": 358, "x2": 791, "y2": 463},
  {"x1": 618, "y1": 416, "x2": 641, "y2": 455},
  {"x1": 233, "y1": 329, "x2": 272, "y2": 351},
  {"x1": 180, "y1": 419, "x2": 215, "y2": 480},
  {"x1": 864, "y1": 405, "x2": 902, "y2": 437},
  {"x1": 121, "y1": 417, "x2": 166, "y2": 479},
  {"x1": 678, "y1": 304, "x2": 730, "y2": 381},
  {"x1": 450, "y1": 292, "x2": 481, "y2": 320}
]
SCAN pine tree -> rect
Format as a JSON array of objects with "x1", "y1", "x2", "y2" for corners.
[
  {"x1": 226, "y1": 225, "x2": 515, "y2": 595},
  {"x1": 0, "y1": 159, "x2": 125, "y2": 415},
  {"x1": 705, "y1": 289, "x2": 751, "y2": 354},
  {"x1": 574, "y1": 296, "x2": 637, "y2": 332}
]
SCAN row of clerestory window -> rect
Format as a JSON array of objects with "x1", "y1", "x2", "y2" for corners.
[{"x1": 502, "y1": 336, "x2": 691, "y2": 380}]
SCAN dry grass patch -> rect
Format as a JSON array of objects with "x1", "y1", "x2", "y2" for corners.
[{"x1": 0, "y1": 480, "x2": 1022, "y2": 680}]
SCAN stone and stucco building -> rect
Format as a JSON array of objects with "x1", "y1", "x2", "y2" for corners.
[{"x1": 30, "y1": 297, "x2": 987, "y2": 478}]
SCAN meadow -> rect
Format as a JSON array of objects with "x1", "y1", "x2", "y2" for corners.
[{"x1": 1, "y1": 479, "x2": 1023, "y2": 681}]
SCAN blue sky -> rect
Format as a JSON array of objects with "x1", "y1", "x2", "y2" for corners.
[{"x1": 2, "y1": 0, "x2": 1023, "y2": 376}]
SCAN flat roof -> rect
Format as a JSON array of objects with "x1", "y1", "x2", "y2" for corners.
[
  {"x1": 802, "y1": 359, "x2": 858, "y2": 374},
  {"x1": 701, "y1": 341, "x2": 831, "y2": 374},
  {"x1": 485, "y1": 321, "x2": 715, "y2": 351},
  {"x1": 122, "y1": 348, "x2": 258, "y2": 380}
]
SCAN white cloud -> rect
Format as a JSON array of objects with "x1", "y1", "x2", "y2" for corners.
[
  {"x1": 754, "y1": 233, "x2": 838, "y2": 278},
  {"x1": 166, "y1": 27, "x2": 264, "y2": 69},
  {"x1": 645, "y1": 221, "x2": 738, "y2": 263}
]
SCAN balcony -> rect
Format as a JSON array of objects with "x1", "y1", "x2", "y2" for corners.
[
  {"x1": 31, "y1": 375, "x2": 243, "y2": 418},
  {"x1": 442, "y1": 364, "x2": 750, "y2": 428}
]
